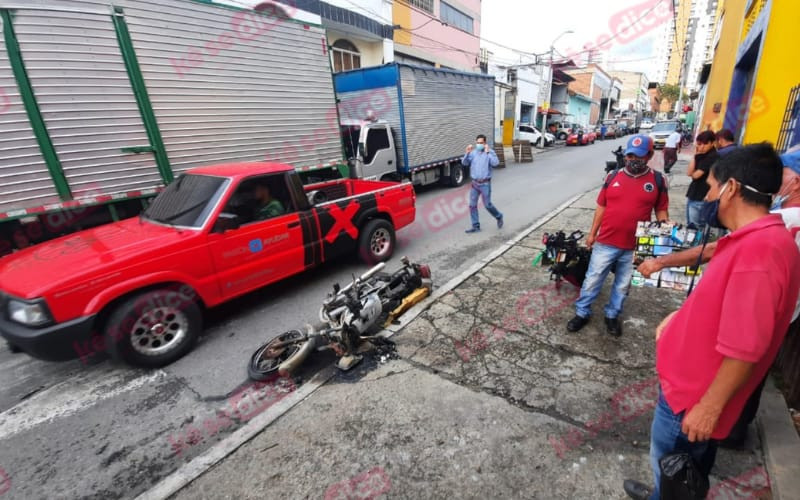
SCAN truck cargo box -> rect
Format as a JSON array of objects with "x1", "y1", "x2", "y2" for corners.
[
  {"x1": 334, "y1": 63, "x2": 494, "y2": 177},
  {"x1": 0, "y1": 0, "x2": 343, "y2": 225}
]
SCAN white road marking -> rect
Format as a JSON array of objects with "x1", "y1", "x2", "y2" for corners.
[{"x1": 0, "y1": 368, "x2": 165, "y2": 441}]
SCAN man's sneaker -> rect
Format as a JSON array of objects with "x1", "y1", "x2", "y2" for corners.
[
  {"x1": 465, "y1": 227, "x2": 481, "y2": 234},
  {"x1": 497, "y1": 216, "x2": 504, "y2": 229},
  {"x1": 605, "y1": 316, "x2": 622, "y2": 337},
  {"x1": 623, "y1": 479, "x2": 652, "y2": 500},
  {"x1": 567, "y1": 315, "x2": 589, "y2": 332}
]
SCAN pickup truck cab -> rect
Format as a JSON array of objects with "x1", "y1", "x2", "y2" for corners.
[{"x1": 0, "y1": 163, "x2": 415, "y2": 367}]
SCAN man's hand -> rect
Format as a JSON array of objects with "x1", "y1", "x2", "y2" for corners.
[
  {"x1": 586, "y1": 234, "x2": 596, "y2": 249},
  {"x1": 655, "y1": 310, "x2": 677, "y2": 341},
  {"x1": 681, "y1": 401, "x2": 721, "y2": 442},
  {"x1": 637, "y1": 257, "x2": 663, "y2": 278},
  {"x1": 466, "y1": 144, "x2": 474, "y2": 154}
]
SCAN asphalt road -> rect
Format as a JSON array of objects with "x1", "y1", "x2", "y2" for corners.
[{"x1": 0, "y1": 137, "x2": 630, "y2": 499}]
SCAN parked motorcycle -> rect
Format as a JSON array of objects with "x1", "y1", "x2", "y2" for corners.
[
  {"x1": 247, "y1": 257, "x2": 433, "y2": 380},
  {"x1": 605, "y1": 146, "x2": 624, "y2": 175}
]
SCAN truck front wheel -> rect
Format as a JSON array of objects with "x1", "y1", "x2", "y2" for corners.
[
  {"x1": 104, "y1": 288, "x2": 202, "y2": 367},
  {"x1": 358, "y1": 219, "x2": 395, "y2": 265},
  {"x1": 448, "y1": 163, "x2": 465, "y2": 187}
]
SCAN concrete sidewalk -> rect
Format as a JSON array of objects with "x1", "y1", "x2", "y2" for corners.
[{"x1": 160, "y1": 154, "x2": 791, "y2": 500}]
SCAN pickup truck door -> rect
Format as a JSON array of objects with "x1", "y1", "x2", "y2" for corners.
[
  {"x1": 358, "y1": 125, "x2": 396, "y2": 180},
  {"x1": 206, "y1": 173, "x2": 308, "y2": 298}
]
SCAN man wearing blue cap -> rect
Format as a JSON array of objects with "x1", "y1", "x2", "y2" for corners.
[{"x1": 567, "y1": 134, "x2": 669, "y2": 336}]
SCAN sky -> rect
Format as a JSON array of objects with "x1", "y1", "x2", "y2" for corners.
[{"x1": 480, "y1": 0, "x2": 672, "y2": 80}]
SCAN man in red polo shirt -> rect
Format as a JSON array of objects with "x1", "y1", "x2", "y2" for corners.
[
  {"x1": 623, "y1": 143, "x2": 800, "y2": 500},
  {"x1": 567, "y1": 134, "x2": 669, "y2": 336}
]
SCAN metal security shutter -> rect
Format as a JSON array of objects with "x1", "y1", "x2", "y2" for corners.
[
  {"x1": 11, "y1": 7, "x2": 163, "y2": 197},
  {"x1": 399, "y1": 65, "x2": 493, "y2": 169},
  {"x1": 121, "y1": 0, "x2": 344, "y2": 173},
  {"x1": 0, "y1": 15, "x2": 58, "y2": 212},
  {"x1": 336, "y1": 86, "x2": 403, "y2": 166}
]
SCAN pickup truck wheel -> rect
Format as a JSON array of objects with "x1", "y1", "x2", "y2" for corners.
[
  {"x1": 448, "y1": 163, "x2": 465, "y2": 187},
  {"x1": 104, "y1": 289, "x2": 201, "y2": 367},
  {"x1": 358, "y1": 219, "x2": 395, "y2": 265}
]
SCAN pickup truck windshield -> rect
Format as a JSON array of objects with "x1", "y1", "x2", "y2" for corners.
[{"x1": 143, "y1": 174, "x2": 227, "y2": 228}]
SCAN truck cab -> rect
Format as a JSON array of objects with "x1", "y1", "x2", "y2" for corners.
[{"x1": 340, "y1": 118, "x2": 399, "y2": 182}]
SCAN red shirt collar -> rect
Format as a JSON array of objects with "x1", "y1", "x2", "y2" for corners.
[{"x1": 717, "y1": 214, "x2": 786, "y2": 248}]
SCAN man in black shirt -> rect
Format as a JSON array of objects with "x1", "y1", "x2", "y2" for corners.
[{"x1": 685, "y1": 130, "x2": 719, "y2": 226}]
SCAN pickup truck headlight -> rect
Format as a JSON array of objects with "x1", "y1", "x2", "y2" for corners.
[{"x1": 8, "y1": 298, "x2": 53, "y2": 327}]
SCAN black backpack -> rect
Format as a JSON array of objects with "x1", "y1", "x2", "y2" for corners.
[{"x1": 603, "y1": 168, "x2": 666, "y2": 196}]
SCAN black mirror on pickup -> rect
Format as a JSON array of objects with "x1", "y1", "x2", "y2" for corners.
[{"x1": 213, "y1": 212, "x2": 241, "y2": 233}]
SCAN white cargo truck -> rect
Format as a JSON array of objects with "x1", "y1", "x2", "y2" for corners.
[{"x1": 334, "y1": 63, "x2": 495, "y2": 187}]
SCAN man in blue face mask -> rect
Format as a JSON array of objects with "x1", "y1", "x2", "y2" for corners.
[
  {"x1": 462, "y1": 134, "x2": 503, "y2": 233},
  {"x1": 623, "y1": 143, "x2": 800, "y2": 500}
]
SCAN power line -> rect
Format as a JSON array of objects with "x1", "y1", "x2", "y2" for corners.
[{"x1": 554, "y1": 0, "x2": 668, "y2": 63}]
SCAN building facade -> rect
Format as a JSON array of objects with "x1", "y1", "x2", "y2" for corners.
[
  {"x1": 610, "y1": 71, "x2": 650, "y2": 116},
  {"x1": 566, "y1": 65, "x2": 616, "y2": 125},
  {"x1": 392, "y1": 0, "x2": 482, "y2": 71},
  {"x1": 696, "y1": 0, "x2": 748, "y2": 133}
]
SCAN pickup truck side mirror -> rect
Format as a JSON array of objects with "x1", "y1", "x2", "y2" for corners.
[{"x1": 213, "y1": 212, "x2": 241, "y2": 233}]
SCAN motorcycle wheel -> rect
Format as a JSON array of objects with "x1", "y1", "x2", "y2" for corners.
[{"x1": 248, "y1": 330, "x2": 305, "y2": 381}]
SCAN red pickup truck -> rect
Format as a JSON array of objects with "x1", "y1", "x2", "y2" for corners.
[{"x1": 0, "y1": 163, "x2": 415, "y2": 367}]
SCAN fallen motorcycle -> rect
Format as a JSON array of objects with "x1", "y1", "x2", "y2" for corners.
[
  {"x1": 247, "y1": 257, "x2": 432, "y2": 381},
  {"x1": 536, "y1": 230, "x2": 591, "y2": 288},
  {"x1": 605, "y1": 145, "x2": 624, "y2": 176}
]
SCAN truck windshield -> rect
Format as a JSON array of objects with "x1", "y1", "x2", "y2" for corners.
[{"x1": 143, "y1": 174, "x2": 227, "y2": 228}]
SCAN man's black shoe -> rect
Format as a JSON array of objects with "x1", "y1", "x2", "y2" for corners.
[
  {"x1": 567, "y1": 315, "x2": 589, "y2": 332},
  {"x1": 623, "y1": 479, "x2": 652, "y2": 500},
  {"x1": 605, "y1": 316, "x2": 622, "y2": 336}
]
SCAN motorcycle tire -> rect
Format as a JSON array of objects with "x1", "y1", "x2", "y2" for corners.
[{"x1": 248, "y1": 330, "x2": 306, "y2": 381}]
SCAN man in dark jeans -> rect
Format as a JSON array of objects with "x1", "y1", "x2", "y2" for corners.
[
  {"x1": 637, "y1": 147, "x2": 800, "y2": 449},
  {"x1": 623, "y1": 144, "x2": 800, "y2": 500}
]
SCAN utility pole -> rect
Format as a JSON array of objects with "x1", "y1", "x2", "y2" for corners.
[{"x1": 541, "y1": 30, "x2": 573, "y2": 140}]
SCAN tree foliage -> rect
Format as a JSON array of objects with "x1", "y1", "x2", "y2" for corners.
[{"x1": 658, "y1": 83, "x2": 687, "y2": 105}]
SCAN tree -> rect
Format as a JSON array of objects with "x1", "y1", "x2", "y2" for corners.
[{"x1": 658, "y1": 83, "x2": 681, "y2": 107}]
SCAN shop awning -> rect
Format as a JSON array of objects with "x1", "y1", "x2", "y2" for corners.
[{"x1": 537, "y1": 108, "x2": 563, "y2": 115}]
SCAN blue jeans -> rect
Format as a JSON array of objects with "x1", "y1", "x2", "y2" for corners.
[
  {"x1": 469, "y1": 181, "x2": 502, "y2": 228},
  {"x1": 686, "y1": 200, "x2": 708, "y2": 227},
  {"x1": 648, "y1": 390, "x2": 717, "y2": 499},
  {"x1": 574, "y1": 242, "x2": 633, "y2": 318}
]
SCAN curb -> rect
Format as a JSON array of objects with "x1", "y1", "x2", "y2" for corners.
[
  {"x1": 757, "y1": 376, "x2": 800, "y2": 500},
  {"x1": 382, "y1": 189, "x2": 588, "y2": 337},
  {"x1": 135, "y1": 367, "x2": 336, "y2": 500}
]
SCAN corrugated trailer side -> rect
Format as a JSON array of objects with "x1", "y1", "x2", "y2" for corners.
[
  {"x1": 397, "y1": 64, "x2": 494, "y2": 171},
  {"x1": 0, "y1": 0, "x2": 345, "y2": 255},
  {"x1": 334, "y1": 63, "x2": 494, "y2": 186}
]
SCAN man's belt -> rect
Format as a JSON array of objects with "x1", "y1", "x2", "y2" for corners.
[{"x1": 472, "y1": 178, "x2": 491, "y2": 184}]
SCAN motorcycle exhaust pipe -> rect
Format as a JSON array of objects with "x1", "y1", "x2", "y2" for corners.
[{"x1": 277, "y1": 325, "x2": 320, "y2": 376}]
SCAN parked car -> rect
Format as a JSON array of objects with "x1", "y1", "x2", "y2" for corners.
[
  {"x1": 553, "y1": 122, "x2": 581, "y2": 140},
  {"x1": 566, "y1": 129, "x2": 597, "y2": 145},
  {"x1": 518, "y1": 124, "x2": 554, "y2": 146},
  {"x1": 0, "y1": 163, "x2": 416, "y2": 367},
  {"x1": 639, "y1": 118, "x2": 655, "y2": 131},
  {"x1": 648, "y1": 120, "x2": 683, "y2": 149},
  {"x1": 601, "y1": 119, "x2": 622, "y2": 138}
]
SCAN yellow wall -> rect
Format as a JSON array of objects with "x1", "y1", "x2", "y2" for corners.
[
  {"x1": 666, "y1": 0, "x2": 693, "y2": 85},
  {"x1": 392, "y1": 1, "x2": 412, "y2": 46},
  {"x1": 742, "y1": 0, "x2": 800, "y2": 143},
  {"x1": 698, "y1": 0, "x2": 747, "y2": 132}
]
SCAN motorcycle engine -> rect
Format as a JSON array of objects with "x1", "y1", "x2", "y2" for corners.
[{"x1": 343, "y1": 292, "x2": 383, "y2": 334}]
